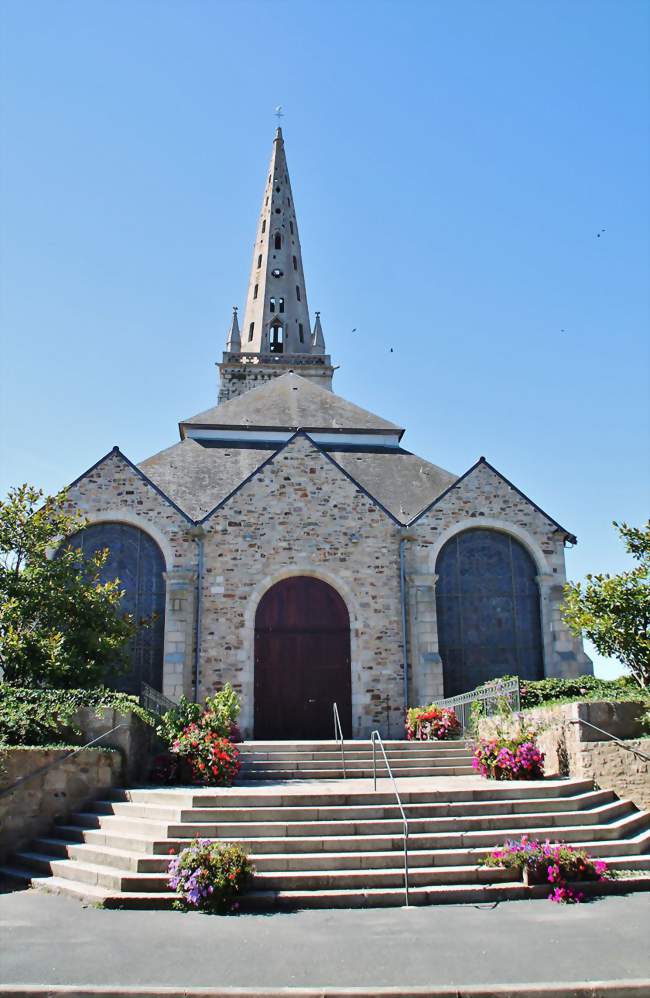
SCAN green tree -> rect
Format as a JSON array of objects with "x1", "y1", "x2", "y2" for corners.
[
  {"x1": 0, "y1": 484, "x2": 136, "y2": 688},
  {"x1": 563, "y1": 521, "x2": 650, "y2": 688}
]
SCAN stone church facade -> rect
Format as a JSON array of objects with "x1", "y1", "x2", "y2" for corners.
[{"x1": 62, "y1": 128, "x2": 591, "y2": 739}]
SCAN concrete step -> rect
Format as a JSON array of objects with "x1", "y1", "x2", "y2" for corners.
[
  {"x1": 108, "y1": 778, "x2": 598, "y2": 806},
  {"x1": 5, "y1": 861, "x2": 650, "y2": 913},
  {"x1": 238, "y1": 767, "x2": 476, "y2": 780},
  {"x1": 93, "y1": 789, "x2": 615, "y2": 825}
]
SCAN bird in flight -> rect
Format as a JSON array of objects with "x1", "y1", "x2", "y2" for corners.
[
  {"x1": 351, "y1": 328, "x2": 357, "y2": 333},
  {"x1": 596, "y1": 229, "x2": 606, "y2": 238}
]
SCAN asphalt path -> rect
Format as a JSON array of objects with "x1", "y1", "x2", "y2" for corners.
[{"x1": 1, "y1": 886, "x2": 649, "y2": 990}]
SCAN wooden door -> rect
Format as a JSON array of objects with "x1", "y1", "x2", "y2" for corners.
[{"x1": 254, "y1": 577, "x2": 352, "y2": 739}]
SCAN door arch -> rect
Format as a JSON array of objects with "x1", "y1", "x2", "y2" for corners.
[
  {"x1": 435, "y1": 528, "x2": 544, "y2": 696},
  {"x1": 254, "y1": 576, "x2": 352, "y2": 739},
  {"x1": 61, "y1": 521, "x2": 166, "y2": 694}
]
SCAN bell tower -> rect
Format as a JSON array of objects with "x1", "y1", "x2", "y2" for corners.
[{"x1": 217, "y1": 128, "x2": 334, "y2": 402}]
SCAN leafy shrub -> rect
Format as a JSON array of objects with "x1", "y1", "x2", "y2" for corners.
[
  {"x1": 519, "y1": 674, "x2": 649, "y2": 709},
  {"x1": 481, "y1": 836, "x2": 610, "y2": 903},
  {"x1": 170, "y1": 725, "x2": 240, "y2": 785},
  {"x1": 168, "y1": 839, "x2": 253, "y2": 913},
  {"x1": 0, "y1": 485, "x2": 138, "y2": 688},
  {"x1": 406, "y1": 705, "x2": 460, "y2": 741},
  {"x1": 157, "y1": 684, "x2": 241, "y2": 746},
  {"x1": 0, "y1": 685, "x2": 155, "y2": 747},
  {"x1": 472, "y1": 730, "x2": 544, "y2": 780}
]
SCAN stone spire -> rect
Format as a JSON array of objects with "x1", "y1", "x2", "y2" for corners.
[
  {"x1": 225, "y1": 307, "x2": 241, "y2": 351},
  {"x1": 217, "y1": 127, "x2": 334, "y2": 404},
  {"x1": 238, "y1": 128, "x2": 317, "y2": 357},
  {"x1": 312, "y1": 312, "x2": 325, "y2": 355}
]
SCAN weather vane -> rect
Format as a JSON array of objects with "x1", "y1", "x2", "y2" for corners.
[{"x1": 274, "y1": 105, "x2": 284, "y2": 123}]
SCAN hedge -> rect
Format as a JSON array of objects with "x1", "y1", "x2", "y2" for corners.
[{"x1": 0, "y1": 685, "x2": 156, "y2": 748}]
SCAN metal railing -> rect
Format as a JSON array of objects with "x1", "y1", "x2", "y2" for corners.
[
  {"x1": 0, "y1": 723, "x2": 126, "y2": 800},
  {"x1": 370, "y1": 730, "x2": 409, "y2": 906},
  {"x1": 332, "y1": 702, "x2": 347, "y2": 779},
  {"x1": 140, "y1": 682, "x2": 177, "y2": 717},
  {"x1": 569, "y1": 718, "x2": 650, "y2": 762},
  {"x1": 431, "y1": 677, "x2": 521, "y2": 734}
]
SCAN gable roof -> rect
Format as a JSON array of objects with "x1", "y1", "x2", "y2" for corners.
[
  {"x1": 66, "y1": 446, "x2": 194, "y2": 523},
  {"x1": 179, "y1": 372, "x2": 404, "y2": 437},
  {"x1": 408, "y1": 456, "x2": 577, "y2": 542},
  {"x1": 196, "y1": 430, "x2": 404, "y2": 526},
  {"x1": 138, "y1": 438, "x2": 271, "y2": 521}
]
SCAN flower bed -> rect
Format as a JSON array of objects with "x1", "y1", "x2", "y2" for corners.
[
  {"x1": 168, "y1": 839, "x2": 253, "y2": 913},
  {"x1": 472, "y1": 732, "x2": 544, "y2": 779},
  {"x1": 171, "y1": 725, "x2": 241, "y2": 785},
  {"x1": 481, "y1": 836, "x2": 610, "y2": 903},
  {"x1": 406, "y1": 705, "x2": 460, "y2": 741}
]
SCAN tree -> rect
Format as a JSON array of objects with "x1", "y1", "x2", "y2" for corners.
[
  {"x1": 562, "y1": 521, "x2": 650, "y2": 688},
  {"x1": 0, "y1": 484, "x2": 137, "y2": 688}
]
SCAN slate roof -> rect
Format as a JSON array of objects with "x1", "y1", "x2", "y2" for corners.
[
  {"x1": 180, "y1": 372, "x2": 404, "y2": 436},
  {"x1": 138, "y1": 438, "x2": 272, "y2": 521},
  {"x1": 138, "y1": 436, "x2": 457, "y2": 524},
  {"x1": 330, "y1": 449, "x2": 457, "y2": 523}
]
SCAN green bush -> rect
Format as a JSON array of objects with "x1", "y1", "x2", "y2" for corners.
[
  {"x1": 0, "y1": 685, "x2": 156, "y2": 747},
  {"x1": 157, "y1": 683, "x2": 241, "y2": 746},
  {"x1": 519, "y1": 674, "x2": 649, "y2": 709}
]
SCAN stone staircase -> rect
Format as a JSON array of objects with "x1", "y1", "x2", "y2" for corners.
[
  {"x1": 2, "y1": 738, "x2": 650, "y2": 909},
  {"x1": 238, "y1": 738, "x2": 475, "y2": 780}
]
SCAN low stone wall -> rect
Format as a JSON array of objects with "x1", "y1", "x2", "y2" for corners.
[
  {"x1": 0, "y1": 747, "x2": 122, "y2": 862},
  {"x1": 75, "y1": 707, "x2": 161, "y2": 783},
  {"x1": 477, "y1": 700, "x2": 650, "y2": 811}
]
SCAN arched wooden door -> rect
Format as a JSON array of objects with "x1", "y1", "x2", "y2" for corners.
[
  {"x1": 254, "y1": 577, "x2": 352, "y2": 740},
  {"x1": 435, "y1": 528, "x2": 544, "y2": 696}
]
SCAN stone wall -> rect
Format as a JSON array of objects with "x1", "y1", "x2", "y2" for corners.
[
  {"x1": 478, "y1": 700, "x2": 650, "y2": 811},
  {"x1": 75, "y1": 707, "x2": 161, "y2": 783},
  {"x1": 0, "y1": 748, "x2": 121, "y2": 862},
  {"x1": 63, "y1": 439, "x2": 592, "y2": 732},
  {"x1": 199, "y1": 433, "x2": 404, "y2": 738}
]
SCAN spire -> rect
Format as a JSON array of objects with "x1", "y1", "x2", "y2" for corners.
[
  {"x1": 312, "y1": 312, "x2": 325, "y2": 354},
  {"x1": 225, "y1": 307, "x2": 241, "y2": 352},
  {"x1": 237, "y1": 128, "x2": 320, "y2": 358}
]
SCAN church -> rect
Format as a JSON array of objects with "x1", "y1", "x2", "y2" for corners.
[{"x1": 63, "y1": 127, "x2": 591, "y2": 740}]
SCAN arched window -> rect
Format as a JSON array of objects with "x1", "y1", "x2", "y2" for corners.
[
  {"x1": 274, "y1": 232, "x2": 282, "y2": 250},
  {"x1": 270, "y1": 323, "x2": 284, "y2": 353},
  {"x1": 289, "y1": 221, "x2": 294, "y2": 235},
  {"x1": 248, "y1": 322, "x2": 255, "y2": 341},
  {"x1": 295, "y1": 285, "x2": 301, "y2": 301},
  {"x1": 253, "y1": 284, "x2": 258, "y2": 300},
  {"x1": 278, "y1": 297, "x2": 285, "y2": 313},
  {"x1": 261, "y1": 219, "x2": 266, "y2": 233},
  {"x1": 269, "y1": 297, "x2": 276, "y2": 313},
  {"x1": 59, "y1": 523, "x2": 166, "y2": 694},
  {"x1": 257, "y1": 254, "x2": 262, "y2": 268},
  {"x1": 435, "y1": 528, "x2": 544, "y2": 696},
  {"x1": 298, "y1": 322, "x2": 304, "y2": 343},
  {"x1": 293, "y1": 255, "x2": 298, "y2": 271}
]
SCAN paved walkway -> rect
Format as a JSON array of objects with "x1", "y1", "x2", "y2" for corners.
[{"x1": 1, "y1": 884, "x2": 649, "y2": 990}]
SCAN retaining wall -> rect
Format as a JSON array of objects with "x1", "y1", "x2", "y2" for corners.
[
  {"x1": 478, "y1": 700, "x2": 650, "y2": 810},
  {"x1": 0, "y1": 747, "x2": 121, "y2": 862}
]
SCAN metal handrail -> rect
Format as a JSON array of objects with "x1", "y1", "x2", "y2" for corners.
[
  {"x1": 0, "y1": 723, "x2": 126, "y2": 800},
  {"x1": 140, "y1": 682, "x2": 177, "y2": 717},
  {"x1": 370, "y1": 730, "x2": 409, "y2": 906},
  {"x1": 569, "y1": 719, "x2": 650, "y2": 762},
  {"x1": 431, "y1": 677, "x2": 521, "y2": 734},
  {"x1": 332, "y1": 702, "x2": 347, "y2": 779}
]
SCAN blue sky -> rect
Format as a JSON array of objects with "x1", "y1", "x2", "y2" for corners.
[{"x1": 1, "y1": 0, "x2": 648, "y2": 678}]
